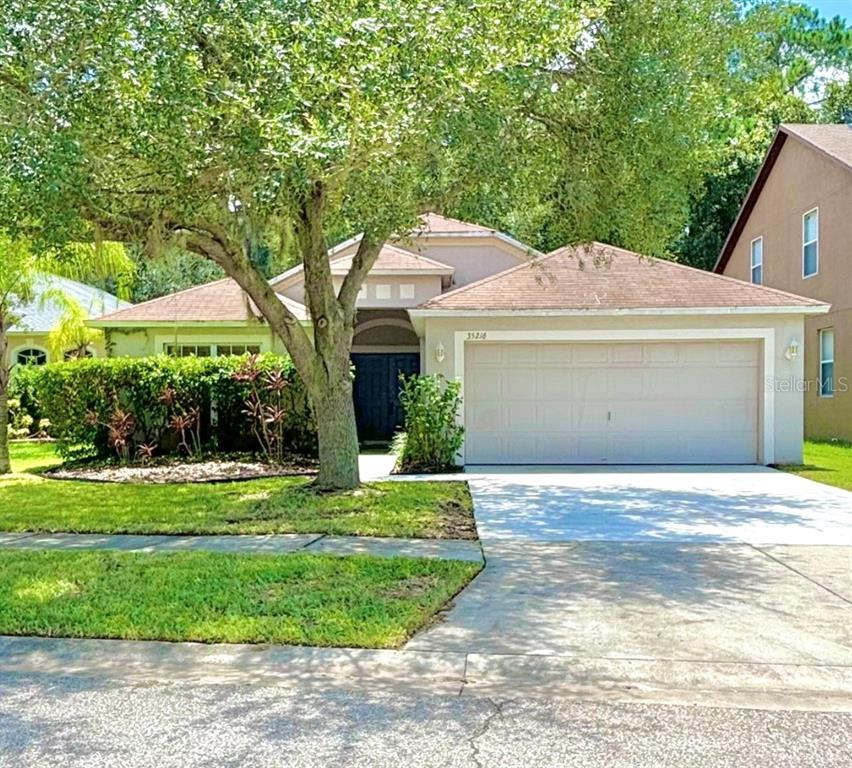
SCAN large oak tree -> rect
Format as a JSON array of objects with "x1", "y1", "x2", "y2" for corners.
[{"x1": 0, "y1": 0, "x2": 593, "y2": 488}]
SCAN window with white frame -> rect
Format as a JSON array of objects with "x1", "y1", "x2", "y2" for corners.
[
  {"x1": 164, "y1": 343, "x2": 261, "y2": 357},
  {"x1": 399, "y1": 283, "x2": 415, "y2": 300},
  {"x1": 803, "y1": 208, "x2": 818, "y2": 278},
  {"x1": 357, "y1": 284, "x2": 368, "y2": 300},
  {"x1": 750, "y1": 237, "x2": 763, "y2": 284},
  {"x1": 819, "y1": 329, "x2": 835, "y2": 398},
  {"x1": 375, "y1": 284, "x2": 391, "y2": 299},
  {"x1": 164, "y1": 344, "x2": 211, "y2": 357},
  {"x1": 215, "y1": 344, "x2": 261, "y2": 356}
]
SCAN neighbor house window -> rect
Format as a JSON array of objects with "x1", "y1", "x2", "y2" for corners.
[
  {"x1": 803, "y1": 208, "x2": 819, "y2": 278},
  {"x1": 16, "y1": 348, "x2": 47, "y2": 366},
  {"x1": 819, "y1": 329, "x2": 835, "y2": 398},
  {"x1": 357, "y1": 284, "x2": 368, "y2": 300},
  {"x1": 164, "y1": 344, "x2": 212, "y2": 357},
  {"x1": 64, "y1": 348, "x2": 94, "y2": 361},
  {"x1": 399, "y1": 283, "x2": 415, "y2": 300},
  {"x1": 215, "y1": 344, "x2": 261, "y2": 356},
  {"x1": 750, "y1": 237, "x2": 763, "y2": 284},
  {"x1": 375, "y1": 284, "x2": 391, "y2": 299}
]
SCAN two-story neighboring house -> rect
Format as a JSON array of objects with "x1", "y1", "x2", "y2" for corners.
[
  {"x1": 92, "y1": 212, "x2": 826, "y2": 464},
  {"x1": 715, "y1": 124, "x2": 852, "y2": 441}
]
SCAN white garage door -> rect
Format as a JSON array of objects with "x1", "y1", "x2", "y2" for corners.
[{"x1": 464, "y1": 341, "x2": 760, "y2": 464}]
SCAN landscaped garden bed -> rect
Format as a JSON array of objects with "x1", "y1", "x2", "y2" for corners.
[
  {"x1": 0, "y1": 549, "x2": 480, "y2": 648},
  {"x1": 44, "y1": 455, "x2": 317, "y2": 484},
  {"x1": 3, "y1": 442, "x2": 477, "y2": 539}
]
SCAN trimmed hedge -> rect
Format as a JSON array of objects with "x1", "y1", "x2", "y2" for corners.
[{"x1": 19, "y1": 355, "x2": 315, "y2": 461}]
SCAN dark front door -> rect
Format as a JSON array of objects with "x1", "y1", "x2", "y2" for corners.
[{"x1": 351, "y1": 353, "x2": 420, "y2": 442}]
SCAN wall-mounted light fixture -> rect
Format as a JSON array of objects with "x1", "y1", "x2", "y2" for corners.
[
  {"x1": 435, "y1": 342, "x2": 445, "y2": 363},
  {"x1": 784, "y1": 338, "x2": 800, "y2": 361}
]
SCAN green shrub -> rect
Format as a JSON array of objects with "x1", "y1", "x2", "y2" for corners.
[
  {"x1": 23, "y1": 355, "x2": 316, "y2": 462},
  {"x1": 395, "y1": 374, "x2": 464, "y2": 473},
  {"x1": 8, "y1": 366, "x2": 46, "y2": 436}
]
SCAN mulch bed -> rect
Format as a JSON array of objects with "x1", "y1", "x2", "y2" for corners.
[{"x1": 43, "y1": 458, "x2": 317, "y2": 484}]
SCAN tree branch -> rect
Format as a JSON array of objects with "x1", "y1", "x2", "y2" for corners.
[
  {"x1": 337, "y1": 232, "x2": 384, "y2": 323},
  {"x1": 176, "y1": 225, "x2": 317, "y2": 379}
]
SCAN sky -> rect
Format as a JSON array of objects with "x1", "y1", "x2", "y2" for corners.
[{"x1": 807, "y1": 0, "x2": 850, "y2": 22}]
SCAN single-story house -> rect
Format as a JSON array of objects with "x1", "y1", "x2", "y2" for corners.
[
  {"x1": 91, "y1": 214, "x2": 828, "y2": 465},
  {"x1": 5, "y1": 275, "x2": 131, "y2": 368}
]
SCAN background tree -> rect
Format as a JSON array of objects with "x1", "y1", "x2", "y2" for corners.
[
  {"x1": 672, "y1": 1, "x2": 852, "y2": 269},
  {"x1": 0, "y1": 0, "x2": 595, "y2": 489},
  {"x1": 0, "y1": 235, "x2": 130, "y2": 473}
]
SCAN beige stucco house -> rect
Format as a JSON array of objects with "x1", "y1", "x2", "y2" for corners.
[
  {"x1": 715, "y1": 124, "x2": 852, "y2": 441},
  {"x1": 92, "y1": 213, "x2": 827, "y2": 464}
]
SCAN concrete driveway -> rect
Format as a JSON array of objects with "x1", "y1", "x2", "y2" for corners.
[{"x1": 407, "y1": 467, "x2": 852, "y2": 669}]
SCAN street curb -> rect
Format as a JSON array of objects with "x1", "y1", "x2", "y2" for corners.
[{"x1": 2, "y1": 636, "x2": 850, "y2": 712}]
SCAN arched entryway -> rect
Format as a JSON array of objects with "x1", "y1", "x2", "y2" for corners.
[{"x1": 351, "y1": 311, "x2": 421, "y2": 443}]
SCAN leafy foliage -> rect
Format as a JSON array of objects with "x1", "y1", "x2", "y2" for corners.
[
  {"x1": 24, "y1": 355, "x2": 315, "y2": 461},
  {"x1": 0, "y1": 0, "x2": 594, "y2": 488},
  {"x1": 673, "y1": 1, "x2": 852, "y2": 268},
  {"x1": 395, "y1": 375, "x2": 464, "y2": 473}
]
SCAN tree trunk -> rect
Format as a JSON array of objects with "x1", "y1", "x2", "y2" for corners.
[
  {"x1": 177, "y1": 205, "x2": 385, "y2": 492},
  {"x1": 313, "y1": 374, "x2": 361, "y2": 491},
  {"x1": 0, "y1": 321, "x2": 11, "y2": 475}
]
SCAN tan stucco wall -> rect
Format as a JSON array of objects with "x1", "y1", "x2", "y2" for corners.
[
  {"x1": 414, "y1": 238, "x2": 527, "y2": 288},
  {"x1": 334, "y1": 274, "x2": 443, "y2": 308},
  {"x1": 723, "y1": 137, "x2": 852, "y2": 440},
  {"x1": 805, "y1": 308, "x2": 852, "y2": 440},
  {"x1": 275, "y1": 235, "x2": 527, "y2": 304},
  {"x1": 419, "y1": 312, "x2": 808, "y2": 465},
  {"x1": 107, "y1": 325, "x2": 282, "y2": 357}
]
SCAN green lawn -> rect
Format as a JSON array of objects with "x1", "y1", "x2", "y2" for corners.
[
  {"x1": 7, "y1": 440, "x2": 63, "y2": 473},
  {"x1": 780, "y1": 440, "x2": 852, "y2": 492},
  {"x1": 2, "y1": 442, "x2": 475, "y2": 538},
  {"x1": 0, "y1": 549, "x2": 479, "y2": 647}
]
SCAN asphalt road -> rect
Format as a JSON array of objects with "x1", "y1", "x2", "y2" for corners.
[{"x1": 1, "y1": 673, "x2": 850, "y2": 768}]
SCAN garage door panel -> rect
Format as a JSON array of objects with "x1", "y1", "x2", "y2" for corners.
[
  {"x1": 465, "y1": 341, "x2": 759, "y2": 465},
  {"x1": 717, "y1": 342, "x2": 758, "y2": 363},
  {"x1": 469, "y1": 344, "x2": 503, "y2": 365},
  {"x1": 505, "y1": 345, "x2": 538, "y2": 365},
  {"x1": 468, "y1": 402, "x2": 501, "y2": 431},
  {"x1": 538, "y1": 402, "x2": 575, "y2": 430},
  {"x1": 538, "y1": 345, "x2": 574, "y2": 364},
  {"x1": 574, "y1": 402, "x2": 609, "y2": 429},
  {"x1": 645, "y1": 344, "x2": 680, "y2": 363},
  {"x1": 506, "y1": 403, "x2": 537, "y2": 429},
  {"x1": 505, "y1": 370, "x2": 536, "y2": 399},
  {"x1": 540, "y1": 371, "x2": 572, "y2": 398},
  {"x1": 607, "y1": 369, "x2": 641, "y2": 398},
  {"x1": 466, "y1": 368, "x2": 502, "y2": 399},
  {"x1": 574, "y1": 345, "x2": 610, "y2": 364}
]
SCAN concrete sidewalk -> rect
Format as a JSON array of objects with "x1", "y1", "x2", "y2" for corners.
[
  {"x1": 2, "y1": 635, "x2": 851, "y2": 713},
  {"x1": 0, "y1": 532, "x2": 483, "y2": 562}
]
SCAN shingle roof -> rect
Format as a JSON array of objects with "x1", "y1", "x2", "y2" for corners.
[
  {"x1": 329, "y1": 244, "x2": 454, "y2": 274},
  {"x1": 781, "y1": 123, "x2": 852, "y2": 171},
  {"x1": 9, "y1": 275, "x2": 131, "y2": 333},
  {"x1": 91, "y1": 278, "x2": 307, "y2": 325},
  {"x1": 417, "y1": 212, "x2": 496, "y2": 235},
  {"x1": 418, "y1": 242, "x2": 827, "y2": 311}
]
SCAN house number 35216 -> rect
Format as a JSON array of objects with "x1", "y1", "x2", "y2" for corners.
[{"x1": 466, "y1": 331, "x2": 487, "y2": 340}]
